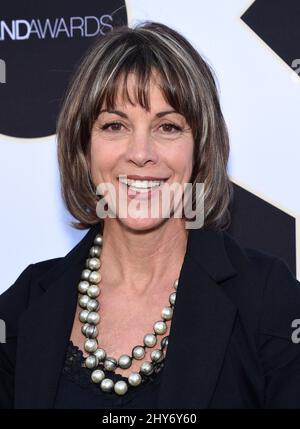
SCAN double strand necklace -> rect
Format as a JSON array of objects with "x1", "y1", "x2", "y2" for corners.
[{"x1": 77, "y1": 233, "x2": 178, "y2": 396}]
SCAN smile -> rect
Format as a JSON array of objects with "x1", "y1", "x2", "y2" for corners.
[{"x1": 118, "y1": 176, "x2": 167, "y2": 192}]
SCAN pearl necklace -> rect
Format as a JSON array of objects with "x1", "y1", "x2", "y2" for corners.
[{"x1": 77, "y1": 233, "x2": 178, "y2": 396}]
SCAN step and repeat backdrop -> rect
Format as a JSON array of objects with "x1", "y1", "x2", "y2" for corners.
[{"x1": 0, "y1": 0, "x2": 299, "y2": 293}]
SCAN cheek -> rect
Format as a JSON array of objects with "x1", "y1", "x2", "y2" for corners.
[
  {"x1": 172, "y1": 140, "x2": 194, "y2": 179},
  {"x1": 90, "y1": 139, "x2": 124, "y2": 184},
  {"x1": 185, "y1": 139, "x2": 194, "y2": 175},
  {"x1": 90, "y1": 139, "x2": 113, "y2": 169},
  {"x1": 90, "y1": 141, "x2": 107, "y2": 182}
]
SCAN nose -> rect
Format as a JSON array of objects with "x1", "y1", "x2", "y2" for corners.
[{"x1": 124, "y1": 128, "x2": 159, "y2": 167}]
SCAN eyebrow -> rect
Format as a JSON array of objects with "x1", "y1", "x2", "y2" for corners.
[{"x1": 98, "y1": 109, "x2": 179, "y2": 118}]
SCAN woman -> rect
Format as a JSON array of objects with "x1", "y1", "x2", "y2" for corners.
[{"x1": 1, "y1": 21, "x2": 300, "y2": 409}]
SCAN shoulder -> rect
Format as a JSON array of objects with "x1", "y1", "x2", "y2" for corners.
[
  {"x1": 222, "y1": 229, "x2": 298, "y2": 286},
  {"x1": 221, "y1": 230, "x2": 300, "y2": 339},
  {"x1": 0, "y1": 222, "x2": 97, "y2": 337},
  {"x1": 1, "y1": 257, "x2": 62, "y2": 300},
  {"x1": 0, "y1": 257, "x2": 62, "y2": 337},
  {"x1": 0, "y1": 224, "x2": 98, "y2": 337},
  {"x1": 223, "y1": 230, "x2": 277, "y2": 274}
]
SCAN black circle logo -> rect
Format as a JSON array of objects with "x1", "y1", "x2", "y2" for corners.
[{"x1": 0, "y1": 0, "x2": 128, "y2": 138}]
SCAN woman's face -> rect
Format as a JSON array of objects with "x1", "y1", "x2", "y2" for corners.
[{"x1": 89, "y1": 73, "x2": 194, "y2": 231}]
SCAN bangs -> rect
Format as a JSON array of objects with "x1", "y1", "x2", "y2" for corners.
[{"x1": 91, "y1": 44, "x2": 196, "y2": 129}]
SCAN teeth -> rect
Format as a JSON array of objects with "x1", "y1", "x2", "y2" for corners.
[{"x1": 119, "y1": 177, "x2": 164, "y2": 189}]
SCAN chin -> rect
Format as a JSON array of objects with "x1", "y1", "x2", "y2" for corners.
[{"x1": 117, "y1": 216, "x2": 168, "y2": 233}]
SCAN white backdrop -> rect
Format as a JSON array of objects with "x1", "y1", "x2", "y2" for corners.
[{"x1": 1, "y1": 0, "x2": 299, "y2": 293}]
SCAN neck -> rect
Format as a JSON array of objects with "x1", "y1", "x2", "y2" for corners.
[{"x1": 99, "y1": 218, "x2": 188, "y2": 295}]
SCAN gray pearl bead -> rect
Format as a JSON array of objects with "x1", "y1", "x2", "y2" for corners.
[
  {"x1": 85, "y1": 325, "x2": 98, "y2": 338},
  {"x1": 100, "y1": 378, "x2": 114, "y2": 392},
  {"x1": 174, "y1": 279, "x2": 179, "y2": 290},
  {"x1": 104, "y1": 357, "x2": 118, "y2": 371},
  {"x1": 87, "y1": 285, "x2": 100, "y2": 298},
  {"x1": 81, "y1": 269, "x2": 91, "y2": 280},
  {"x1": 85, "y1": 355, "x2": 99, "y2": 369},
  {"x1": 153, "y1": 321, "x2": 167, "y2": 335},
  {"x1": 78, "y1": 280, "x2": 90, "y2": 294},
  {"x1": 88, "y1": 257, "x2": 101, "y2": 271},
  {"x1": 140, "y1": 361, "x2": 154, "y2": 375},
  {"x1": 89, "y1": 271, "x2": 101, "y2": 284},
  {"x1": 114, "y1": 380, "x2": 128, "y2": 396},
  {"x1": 94, "y1": 348, "x2": 106, "y2": 362},
  {"x1": 161, "y1": 306, "x2": 173, "y2": 321},
  {"x1": 94, "y1": 235, "x2": 103, "y2": 247},
  {"x1": 87, "y1": 311, "x2": 100, "y2": 325},
  {"x1": 84, "y1": 338, "x2": 98, "y2": 353},
  {"x1": 78, "y1": 295, "x2": 90, "y2": 308},
  {"x1": 132, "y1": 346, "x2": 145, "y2": 360},
  {"x1": 144, "y1": 333, "x2": 157, "y2": 348},
  {"x1": 128, "y1": 372, "x2": 142, "y2": 387},
  {"x1": 161, "y1": 336, "x2": 169, "y2": 349},
  {"x1": 81, "y1": 323, "x2": 90, "y2": 336},
  {"x1": 118, "y1": 355, "x2": 132, "y2": 369},
  {"x1": 151, "y1": 349, "x2": 163, "y2": 363},
  {"x1": 90, "y1": 246, "x2": 101, "y2": 258},
  {"x1": 86, "y1": 299, "x2": 99, "y2": 312},
  {"x1": 85, "y1": 258, "x2": 91, "y2": 268},
  {"x1": 91, "y1": 369, "x2": 105, "y2": 383},
  {"x1": 169, "y1": 292, "x2": 176, "y2": 306},
  {"x1": 79, "y1": 309, "x2": 89, "y2": 323}
]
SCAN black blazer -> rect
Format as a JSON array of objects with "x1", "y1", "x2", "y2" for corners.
[{"x1": 1, "y1": 223, "x2": 300, "y2": 409}]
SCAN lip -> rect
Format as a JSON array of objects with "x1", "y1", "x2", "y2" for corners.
[{"x1": 118, "y1": 175, "x2": 169, "y2": 181}]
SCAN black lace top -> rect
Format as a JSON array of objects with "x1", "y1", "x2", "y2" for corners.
[{"x1": 54, "y1": 341, "x2": 164, "y2": 409}]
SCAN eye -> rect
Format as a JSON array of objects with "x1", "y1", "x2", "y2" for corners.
[
  {"x1": 101, "y1": 121, "x2": 124, "y2": 131},
  {"x1": 159, "y1": 123, "x2": 183, "y2": 133}
]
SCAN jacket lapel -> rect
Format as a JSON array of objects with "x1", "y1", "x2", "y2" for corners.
[
  {"x1": 14, "y1": 224, "x2": 100, "y2": 408},
  {"x1": 15, "y1": 225, "x2": 238, "y2": 409},
  {"x1": 157, "y1": 227, "x2": 238, "y2": 408}
]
